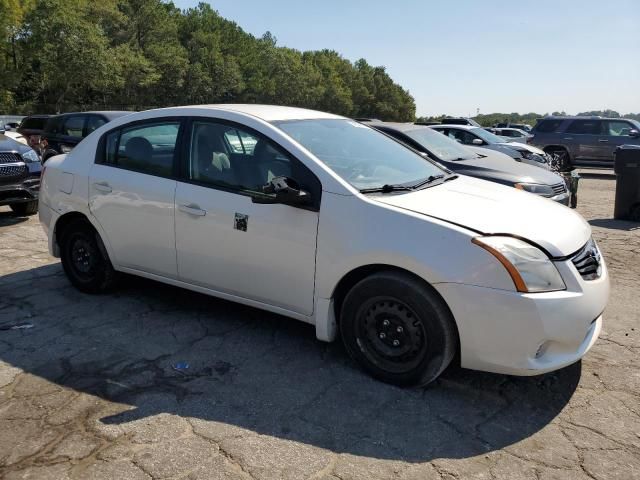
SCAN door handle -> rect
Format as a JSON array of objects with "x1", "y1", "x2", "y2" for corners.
[
  {"x1": 178, "y1": 203, "x2": 206, "y2": 216},
  {"x1": 93, "y1": 181, "x2": 112, "y2": 193},
  {"x1": 598, "y1": 139, "x2": 609, "y2": 143}
]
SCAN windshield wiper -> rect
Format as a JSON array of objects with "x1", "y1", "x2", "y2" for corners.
[
  {"x1": 409, "y1": 174, "x2": 445, "y2": 189},
  {"x1": 444, "y1": 174, "x2": 458, "y2": 182},
  {"x1": 359, "y1": 184, "x2": 414, "y2": 194}
]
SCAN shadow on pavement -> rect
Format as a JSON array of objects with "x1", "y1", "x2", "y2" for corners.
[
  {"x1": 589, "y1": 218, "x2": 639, "y2": 231},
  {"x1": 0, "y1": 210, "x2": 29, "y2": 227},
  {"x1": 0, "y1": 264, "x2": 581, "y2": 462}
]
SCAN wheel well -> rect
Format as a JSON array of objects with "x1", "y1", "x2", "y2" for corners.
[
  {"x1": 331, "y1": 265, "x2": 435, "y2": 322},
  {"x1": 543, "y1": 145, "x2": 569, "y2": 153},
  {"x1": 53, "y1": 212, "x2": 91, "y2": 251}
]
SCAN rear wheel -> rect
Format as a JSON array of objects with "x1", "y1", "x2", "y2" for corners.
[
  {"x1": 10, "y1": 200, "x2": 38, "y2": 216},
  {"x1": 340, "y1": 271, "x2": 458, "y2": 387},
  {"x1": 60, "y1": 220, "x2": 118, "y2": 293}
]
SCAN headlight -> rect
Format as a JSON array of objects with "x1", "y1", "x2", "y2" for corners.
[
  {"x1": 514, "y1": 182, "x2": 555, "y2": 196},
  {"x1": 472, "y1": 236, "x2": 566, "y2": 293},
  {"x1": 21, "y1": 149, "x2": 40, "y2": 163},
  {"x1": 518, "y1": 150, "x2": 533, "y2": 159}
]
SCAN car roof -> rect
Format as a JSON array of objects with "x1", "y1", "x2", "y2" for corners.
[
  {"x1": 166, "y1": 104, "x2": 344, "y2": 122},
  {"x1": 539, "y1": 116, "x2": 632, "y2": 121},
  {"x1": 432, "y1": 124, "x2": 478, "y2": 130}
]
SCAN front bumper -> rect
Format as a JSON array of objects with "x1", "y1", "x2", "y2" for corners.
[
  {"x1": 0, "y1": 162, "x2": 41, "y2": 206},
  {"x1": 435, "y1": 255, "x2": 609, "y2": 376}
]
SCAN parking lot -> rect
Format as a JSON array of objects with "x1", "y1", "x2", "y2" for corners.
[{"x1": 0, "y1": 172, "x2": 638, "y2": 480}]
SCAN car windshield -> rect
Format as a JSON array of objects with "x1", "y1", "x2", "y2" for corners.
[
  {"x1": 403, "y1": 127, "x2": 477, "y2": 161},
  {"x1": 274, "y1": 119, "x2": 447, "y2": 190},
  {"x1": 470, "y1": 127, "x2": 505, "y2": 144}
]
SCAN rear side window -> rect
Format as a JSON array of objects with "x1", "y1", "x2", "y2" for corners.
[
  {"x1": 45, "y1": 116, "x2": 65, "y2": 134},
  {"x1": 103, "y1": 121, "x2": 180, "y2": 178},
  {"x1": 566, "y1": 120, "x2": 603, "y2": 135},
  {"x1": 86, "y1": 116, "x2": 107, "y2": 135},
  {"x1": 534, "y1": 119, "x2": 563, "y2": 133},
  {"x1": 63, "y1": 116, "x2": 85, "y2": 137}
]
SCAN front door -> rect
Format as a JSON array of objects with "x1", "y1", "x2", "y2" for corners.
[
  {"x1": 89, "y1": 119, "x2": 183, "y2": 278},
  {"x1": 174, "y1": 119, "x2": 320, "y2": 315}
]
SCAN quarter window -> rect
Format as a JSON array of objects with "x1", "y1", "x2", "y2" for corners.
[
  {"x1": 103, "y1": 122, "x2": 180, "y2": 178},
  {"x1": 566, "y1": 120, "x2": 603, "y2": 135}
]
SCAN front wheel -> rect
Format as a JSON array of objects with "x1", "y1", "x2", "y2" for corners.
[
  {"x1": 60, "y1": 220, "x2": 118, "y2": 293},
  {"x1": 10, "y1": 200, "x2": 38, "y2": 216},
  {"x1": 340, "y1": 271, "x2": 458, "y2": 387}
]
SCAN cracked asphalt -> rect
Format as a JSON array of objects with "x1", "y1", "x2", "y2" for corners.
[{"x1": 0, "y1": 171, "x2": 638, "y2": 480}]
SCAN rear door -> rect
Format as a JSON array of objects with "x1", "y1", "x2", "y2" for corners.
[
  {"x1": 563, "y1": 119, "x2": 605, "y2": 162},
  {"x1": 89, "y1": 118, "x2": 183, "y2": 278}
]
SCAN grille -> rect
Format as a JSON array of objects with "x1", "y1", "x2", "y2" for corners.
[
  {"x1": 0, "y1": 152, "x2": 21, "y2": 164},
  {"x1": 571, "y1": 238, "x2": 602, "y2": 280},
  {"x1": 551, "y1": 182, "x2": 567, "y2": 195},
  {"x1": 0, "y1": 164, "x2": 27, "y2": 177}
]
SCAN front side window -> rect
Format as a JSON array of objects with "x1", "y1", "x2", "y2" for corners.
[
  {"x1": 63, "y1": 116, "x2": 85, "y2": 137},
  {"x1": 189, "y1": 121, "x2": 293, "y2": 192},
  {"x1": 566, "y1": 120, "x2": 602, "y2": 135},
  {"x1": 274, "y1": 119, "x2": 446, "y2": 190},
  {"x1": 606, "y1": 121, "x2": 633, "y2": 136},
  {"x1": 103, "y1": 121, "x2": 180, "y2": 177}
]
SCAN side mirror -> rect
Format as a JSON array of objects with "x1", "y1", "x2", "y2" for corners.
[
  {"x1": 472, "y1": 138, "x2": 484, "y2": 145},
  {"x1": 629, "y1": 129, "x2": 640, "y2": 138},
  {"x1": 252, "y1": 176, "x2": 312, "y2": 207}
]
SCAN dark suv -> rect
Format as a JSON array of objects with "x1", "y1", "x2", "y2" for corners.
[
  {"x1": 0, "y1": 134, "x2": 42, "y2": 215},
  {"x1": 41, "y1": 111, "x2": 131, "y2": 162},
  {"x1": 530, "y1": 116, "x2": 640, "y2": 167}
]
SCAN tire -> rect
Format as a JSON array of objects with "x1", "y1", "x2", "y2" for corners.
[
  {"x1": 60, "y1": 219, "x2": 118, "y2": 293},
  {"x1": 545, "y1": 147, "x2": 571, "y2": 171},
  {"x1": 10, "y1": 200, "x2": 39, "y2": 216},
  {"x1": 339, "y1": 271, "x2": 458, "y2": 387}
]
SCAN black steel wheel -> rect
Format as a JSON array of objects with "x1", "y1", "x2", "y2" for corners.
[
  {"x1": 60, "y1": 219, "x2": 118, "y2": 293},
  {"x1": 340, "y1": 271, "x2": 458, "y2": 387}
]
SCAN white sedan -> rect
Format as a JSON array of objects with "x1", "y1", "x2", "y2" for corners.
[{"x1": 39, "y1": 105, "x2": 609, "y2": 386}]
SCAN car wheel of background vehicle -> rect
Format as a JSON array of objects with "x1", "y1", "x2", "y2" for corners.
[
  {"x1": 545, "y1": 147, "x2": 571, "y2": 171},
  {"x1": 60, "y1": 220, "x2": 118, "y2": 293},
  {"x1": 339, "y1": 271, "x2": 458, "y2": 387},
  {"x1": 10, "y1": 200, "x2": 38, "y2": 216}
]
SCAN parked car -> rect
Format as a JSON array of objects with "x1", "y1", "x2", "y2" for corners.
[
  {"x1": 430, "y1": 124, "x2": 550, "y2": 168},
  {"x1": 40, "y1": 111, "x2": 131, "y2": 162},
  {"x1": 40, "y1": 105, "x2": 609, "y2": 387},
  {"x1": 496, "y1": 122, "x2": 532, "y2": 132},
  {"x1": 366, "y1": 122, "x2": 569, "y2": 204},
  {"x1": 492, "y1": 127, "x2": 533, "y2": 143},
  {"x1": 17, "y1": 114, "x2": 52, "y2": 154},
  {"x1": 0, "y1": 133, "x2": 42, "y2": 215},
  {"x1": 530, "y1": 116, "x2": 640, "y2": 168},
  {"x1": 440, "y1": 117, "x2": 481, "y2": 127},
  {"x1": 0, "y1": 121, "x2": 27, "y2": 145}
]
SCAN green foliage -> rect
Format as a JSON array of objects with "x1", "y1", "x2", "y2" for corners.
[{"x1": 0, "y1": 0, "x2": 416, "y2": 120}]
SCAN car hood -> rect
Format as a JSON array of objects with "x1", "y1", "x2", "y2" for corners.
[
  {"x1": 445, "y1": 151, "x2": 564, "y2": 185},
  {"x1": 497, "y1": 141, "x2": 545, "y2": 155},
  {"x1": 373, "y1": 175, "x2": 590, "y2": 257},
  {"x1": 0, "y1": 134, "x2": 31, "y2": 153}
]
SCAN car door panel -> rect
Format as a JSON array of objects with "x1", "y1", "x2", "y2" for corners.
[
  {"x1": 89, "y1": 164, "x2": 178, "y2": 277},
  {"x1": 175, "y1": 183, "x2": 318, "y2": 315}
]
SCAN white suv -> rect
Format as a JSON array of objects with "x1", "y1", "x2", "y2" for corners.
[{"x1": 39, "y1": 105, "x2": 609, "y2": 386}]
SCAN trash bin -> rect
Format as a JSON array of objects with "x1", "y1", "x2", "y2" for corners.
[
  {"x1": 614, "y1": 145, "x2": 640, "y2": 221},
  {"x1": 559, "y1": 170, "x2": 580, "y2": 208}
]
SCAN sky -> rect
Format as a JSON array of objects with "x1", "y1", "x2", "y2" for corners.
[{"x1": 173, "y1": 0, "x2": 640, "y2": 117}]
